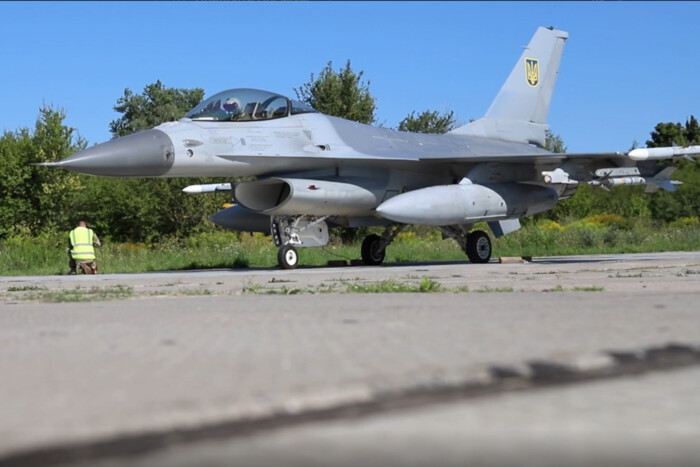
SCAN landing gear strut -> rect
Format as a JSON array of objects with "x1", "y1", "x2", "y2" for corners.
[
  {"x1": 440, "y1": 225, "x2": 492, "y2": 264},
  {"x1": 361, "y1": 224, "x2": 406, "y2": 266},
  {"x1": 272, "y1": 215, "x2": 329, "y2": 269}
]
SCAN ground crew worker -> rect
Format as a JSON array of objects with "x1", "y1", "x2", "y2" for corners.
[{"x1": 68, "y1": 220, "x2": 101, "y2": 275}]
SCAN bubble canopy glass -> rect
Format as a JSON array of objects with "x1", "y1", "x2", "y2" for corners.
[{"x1": 185, "y1": 88, "x2": 317, "y2": 122}]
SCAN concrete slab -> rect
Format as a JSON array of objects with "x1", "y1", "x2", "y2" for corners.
[{"x1": 0, "y1": 252, "x2": 699, "y2": 464}]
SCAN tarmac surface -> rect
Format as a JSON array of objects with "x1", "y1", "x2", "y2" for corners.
[
  {"x1": 1, "y1": 251, "x2": 699, "y2": 466},
  {"x1": 74, "y1": 367, "x2": 700, "y2": 467}
]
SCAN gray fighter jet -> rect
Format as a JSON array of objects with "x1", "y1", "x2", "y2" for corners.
[{"x1": 43, "y1": 26, "x2": 700, "y2": 269}]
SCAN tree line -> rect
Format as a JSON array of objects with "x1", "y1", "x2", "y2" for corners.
[{"x1": 0, "y1": 60, "x2": 698, "y2": 243}]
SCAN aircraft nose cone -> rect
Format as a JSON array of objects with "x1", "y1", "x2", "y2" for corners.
[{"x1": 56, "y1": 129, "x2": 175, "y2": 177}]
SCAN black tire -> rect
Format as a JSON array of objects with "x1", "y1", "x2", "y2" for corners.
[
  {"x1": 466, "y1": 230, "x2": 492, "y2": 264},
  {"x1": 361, "y1": 234, "x2": 386, "y2": 266},
  {"x1": 278, "y1": 244, "x2": 299, "y2": 269}
]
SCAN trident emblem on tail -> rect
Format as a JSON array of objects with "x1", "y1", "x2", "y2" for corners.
[{"x1": 525, "y1": 58, "x2": 539, "y2": 87}]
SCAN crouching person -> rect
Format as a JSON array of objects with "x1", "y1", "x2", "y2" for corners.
[{"x1": 68, "y1": 220, "x2": 101, "y2": 275}]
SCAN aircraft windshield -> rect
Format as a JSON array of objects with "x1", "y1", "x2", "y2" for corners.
[{"x1": 185, "y1": 88, "x2": 317, "y2": 122}]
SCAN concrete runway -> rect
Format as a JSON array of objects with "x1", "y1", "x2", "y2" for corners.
[
  {"x1": 1, "y1": 251, "x2": 699, "y2": 466},
  {"x1": 75, "y1": 367, "x2": 700, "y2": 467}
]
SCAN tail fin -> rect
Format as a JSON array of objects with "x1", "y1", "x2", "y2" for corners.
[{"x1": 449, "y1": 26, "x2": 569, "y2": 147}]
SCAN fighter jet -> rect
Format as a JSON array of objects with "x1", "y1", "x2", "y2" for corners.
[{"x1": 42, "y1": 26, "x2": 700, "y2": 269}]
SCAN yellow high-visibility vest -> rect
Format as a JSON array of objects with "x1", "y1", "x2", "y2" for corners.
[{"x1": 69, "y1": 227, "x2": 96, "y2": 260}]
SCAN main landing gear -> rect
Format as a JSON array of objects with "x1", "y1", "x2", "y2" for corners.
[
  {"x1": 440, "y1": 226, "x2": 492, "y2": 264},
  {"x1": 360, "y1": 224, "x2": 405, "y2": 266},
  {"x1": 272, "y1": 216, "x2": 407, "y2": 269},
  {"x1": 465, "y1": 230, "x2": 492, "y2": 263},
  {"x1": 272, "y1": 216, "x2": 492, "y2": 269},
  {"x1": 361, "y1": 234, "x2": 385, "y2": 265}
]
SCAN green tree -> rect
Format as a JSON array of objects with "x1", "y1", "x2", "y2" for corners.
[
  {"x1": 537, "y1": 129, "x2": 657, "y2": 222},
  {"x1": 294, "y1": 60, "x2": 376, "y2": 124},
  {"x1": 0, "y1": 129, "x2": 35, "y2": 237},
  {"x1": 685, "y1": 115, "x2": 700, "y2": 144},
  {"x1": 97, "y1": 81, "x2": 229, "y2": 241},
  {"x1": 544, "y1": 129, "x2": 567, "y2": 153},
  {"x1": 30, "y1": 107, "x2": 90, "y2": 232},
  {"x1": 543, "y1": 118, "x2": 700, "y2": 225},
  {"x1": 76, "y1": 177, "x2": 224, "y2": 242},
  {"x1": 645, "y1": 115, "x2": 700, "y2": 222},
  {"x1": 645, "y1": 115, "x2": 699, "y2": 148},
  {"x1": 0, "y1": 106, "x2": 87, "y2": 238},
  {"x1": 398, "y1": 110, "x2": 456, "y2": 134},
  {"x1": 109, "y1": 80, "x2": 205, "y2": 137}
]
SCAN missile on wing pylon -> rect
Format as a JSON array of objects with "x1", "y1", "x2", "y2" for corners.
[
  {"x1": 182, "y1": 183, "x2": 232, "y2": 194},
  {"x1": 590, "y1": 176, "x2": 648, "y2": 188},
  {"x1": 628, "y1": 145, "x2": 700, "y2": 161},
  {"x1": 375, "y1": 183, "x2": 558, "y2": 226}
]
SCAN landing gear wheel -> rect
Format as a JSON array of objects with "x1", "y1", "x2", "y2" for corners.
[
  {"x1": 466, "y1": 230, "x2": 492, "y2": 264},
  {"x1": 361, "y1": 234, "x2": 386, "y2": 266},
  {"x1": 278, "y1": 244, "x2": 299, "y2": 269}
]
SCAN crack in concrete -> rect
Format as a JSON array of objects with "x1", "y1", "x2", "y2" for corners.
[{"x1": 2, "y1": 342, "x2": 699, "y2": 467}]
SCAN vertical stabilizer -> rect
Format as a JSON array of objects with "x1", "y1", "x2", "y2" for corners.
[{"x1": 450, "y1": 27, "x2": 569, "y2": 147}]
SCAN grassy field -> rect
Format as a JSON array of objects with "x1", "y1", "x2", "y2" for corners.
[{"x1": 1, "y1": 216, "x2": 698, "y2": 276}]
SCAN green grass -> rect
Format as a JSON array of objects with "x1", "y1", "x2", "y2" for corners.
[
  {"x1": 237, "y1": 277, "x2": 605, "y2": 295},
  {"x1": 26, "y1": 285, "x2": 134, "y2": 302},
  {"x1": 1, "y1": 218, "x2": 699, "y2": 276},
  {"x1": 7, "y1": 285, "x2": 45, "y2": 292},
  {"x1": 472, "y1": 287, "x2": 515, "y2": 293},
  {"x1": 341, "y1": 277, "x2": 442, "y2": 293},
  {"x1": 572, "y1": 286, "x2": 605, "y2": 292},
  {"x1": 544, "y1": 285, "x2": 605, "y2": 292}
]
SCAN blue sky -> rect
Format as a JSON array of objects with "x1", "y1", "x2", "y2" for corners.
[{"x1": 1, "y1": 1, "x2": 698, "y2": 153}]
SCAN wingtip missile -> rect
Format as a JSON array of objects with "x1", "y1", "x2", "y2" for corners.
[{"x1": 628, "y1": 145, "x2": 700, "y2": 161}]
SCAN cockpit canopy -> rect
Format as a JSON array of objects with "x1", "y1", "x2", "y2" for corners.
[{"x1": 185, "y1": 88, "x2": 317, "y2": 122}]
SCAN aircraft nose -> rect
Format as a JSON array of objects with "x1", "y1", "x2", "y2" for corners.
[{"x1": 52, "y1": 129, "x2": 175, "y2": 177}]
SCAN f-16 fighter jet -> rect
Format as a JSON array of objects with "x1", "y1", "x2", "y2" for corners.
[{"x1": 42, "y1": 27, "x2": 700, "y2": 269}]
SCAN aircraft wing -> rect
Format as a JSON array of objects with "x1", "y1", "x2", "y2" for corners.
[
  {"x1": 416, "y1": 145, "x2": 700, "y2": 171},
  {"x1": 417, "y1": 151, "x2": 624, "y2": 165},
  {"x1": 418, "y1": 146, "x2": 700, "y2": 165},
  {"x1": 214, "y1": 145, "x2": 697, "y2": 182}
]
